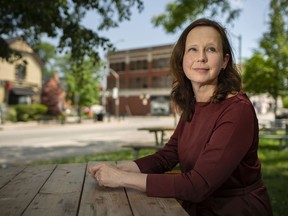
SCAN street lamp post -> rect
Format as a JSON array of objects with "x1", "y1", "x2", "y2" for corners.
[
  {"x1": 230, "y1": 31, "x2": 242, "y2": 67},
  {"x1": 109, "y1": 68, "x2": 119, "y2": 120}
]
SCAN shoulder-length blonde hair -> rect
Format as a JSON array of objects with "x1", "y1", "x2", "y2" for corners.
[{"x1": 170, "y1": 18, "x2": 242, "y2": 121}]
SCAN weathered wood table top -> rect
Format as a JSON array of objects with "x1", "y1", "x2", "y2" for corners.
[{"x1": 0, "y1": 161, "x2": 189, "y2": 216}]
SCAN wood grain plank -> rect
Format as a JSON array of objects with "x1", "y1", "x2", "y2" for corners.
[
  {"x1": 126, "y1": 188, "x2": 189, "y2": 216},
  {"x1": 23, "y1": 163, "x2": 86, "y2": 216},
  {"x1": 78, "y1": 161, "x2": 132, "y2": 216},
  {"x1": 0, "y1": 164, "x2": 56, "y2": 216},
  {"x1": 0, "y1": 166, "x2": 26, "y2": 188}
]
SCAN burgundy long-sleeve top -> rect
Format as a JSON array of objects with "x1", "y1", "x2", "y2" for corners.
[{"x1": 135, "y1": 93, "x2": 272, "y2": 215}]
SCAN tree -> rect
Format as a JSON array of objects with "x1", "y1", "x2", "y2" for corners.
[
  {"x1": 151, "y1": 0, "x2": 242, "y2": 33},
  {"x1": 56, "y1": 54, "x2": 102, "y2": 122},
  {"x1": 41, "y1": 74, "x2": 65, "y2": 116},
  {"x1": 0, "y1": 0, "x2": 143, "y2": 64},
  {"x1": 33, "y1": 42, "x2": 57, "y2": 80},
  {"x1": 243, "y1": 0, "x2": 288, "y2": 115}
]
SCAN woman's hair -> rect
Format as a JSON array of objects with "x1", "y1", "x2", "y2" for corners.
[{"x1": 170, "y1": 18, "x2": 242, "y2": 121}]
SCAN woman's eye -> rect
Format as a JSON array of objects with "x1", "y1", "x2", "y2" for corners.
[
  {"x1": 207, "y1": 47, "x2": 216, "y2": 52},
  {"x1": 188, "y1": 47, "x2": 197, "y2": 52}
]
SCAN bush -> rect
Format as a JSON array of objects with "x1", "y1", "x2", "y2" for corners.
[
  {"x1": 7, "y1": 107, "x2": 17, "y2": 122},
  {"x1": 15, "y1": 104, "x2": 48, "y2": 122},
  {"x1": 282, "y1": 96, "x2": 288, "y2": 108}
]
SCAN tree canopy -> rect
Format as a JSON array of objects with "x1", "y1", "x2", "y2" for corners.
[
  {"x1": 152, "y1": 0, "x2": 241, "y2": 33},
  {"x1": 55, "y1": 53, "x2": 102, "y2": 114},
  {"x1": 243, "y1": 0, "x2": 288, "y2": 114},
  {"x1": 33, "y1": 42, "x2": 57, "y2": 80},
  {"x1": 0, "y1": 0, "x2": 143, "y2": 64}
]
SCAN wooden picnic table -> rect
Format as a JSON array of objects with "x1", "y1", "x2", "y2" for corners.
[
  {"x1": 0, "y1": 161, "x2": 189, "y2": 216},
  {"x1": 138, "y1": 126, "x2": 175, "y2": 146}
]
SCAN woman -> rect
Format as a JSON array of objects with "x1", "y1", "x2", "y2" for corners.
[{"x1": 89, "y1": 18, "x2": 273, "y2": 216}]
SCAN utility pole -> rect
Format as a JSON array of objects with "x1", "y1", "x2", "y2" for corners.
[
  {"x1": 109, "y1": 68, "x2": 119, "y2": 120},
  {"x1": 230, "y1": 31, "x2": 242, "y2": 67}
]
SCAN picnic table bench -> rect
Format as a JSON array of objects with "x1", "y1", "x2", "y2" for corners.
[
  {"x1": 137, "y1": 126, "x2": 175, "y2": 146},
  {"x1": 0, "y1": 161, "x2": 189, "y2": 216},
  {"x1": 123, "y1": 126, "x2": 175, "y2": 159},
  {"x1": 122, "y1": 144, "x2": 163, "y2": 159}
]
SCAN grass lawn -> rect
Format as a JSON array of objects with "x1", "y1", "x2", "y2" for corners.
[
  {"x1": 34, "y1": 139, "x2": 287, "y2": 216},
  {"x1": 258, "y1": 140, "x2": 288, "y2": 216}
]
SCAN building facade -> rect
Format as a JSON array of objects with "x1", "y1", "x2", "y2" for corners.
[
  {"x1": 0, "y1": 38, "x2": 43, "y2": 108},
  {"x1": 106, "y1": 44, "x2": 174, "y2": 116}
]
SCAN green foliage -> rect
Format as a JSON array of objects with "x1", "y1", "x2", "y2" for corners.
[
  {"x1": 152, "y1": 0, "x2": 241, "y2": 33},
  {"x1": 33, "y1": 149, "x2": 154, "y2": 165},
  {"x1": 243, "y1": 53, "x2": 276, "y2": 95},
  {"x1": 6, "y1": 107, "x2": 17, "y2": 122},
  {"x1": 258, "y1": 139, "x2": 288, "y2": 216},
  {"x1": 33, "y1": 42, "x2": 57, "y2": 79},
  {"x1": 57, "y1": 54, "x2": 102, "y2": 109},
  {"x1": 282, "y1": 96, "x2": 288, "y2": 108},
  {"x1": 242, "y1": 0, "x2": 288, "y2": 114},
  {"x1": 15, "y1": 104, "x2": 48, "y2": 122},
  {"x1": 0, "y1": 0, "x2": 144, "y2": 64}
]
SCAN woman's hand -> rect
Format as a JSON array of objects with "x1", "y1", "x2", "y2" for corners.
[
  {"x1": 88, "y1": 162, "x2": 147, "y2": 191},
  {"x1": 88, "y1": 163, "x2": 123, "y2": 188}
]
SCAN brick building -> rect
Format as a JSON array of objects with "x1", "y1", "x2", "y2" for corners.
[{"x1": 106, "y1": 44, "x2": 174, "y2": 116}]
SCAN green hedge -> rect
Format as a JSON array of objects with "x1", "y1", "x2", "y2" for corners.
[
  {"x1": 15, "y1": 104, "x2": 48, "y2": 122},
  {"x1": 6, "y1": 107, "x2": 17, "y2": 122},
  {"x1": 282, "y1": 96, "x2": 288, "y2": 108}
]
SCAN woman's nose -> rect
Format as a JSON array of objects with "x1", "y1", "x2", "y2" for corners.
[{"x1": 197, "y1": 51, "x2": 207, "y2": 62}]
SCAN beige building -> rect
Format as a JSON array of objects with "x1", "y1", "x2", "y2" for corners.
[{"x1": 0, "y1": 38, "x2": 43, "y2": 107}]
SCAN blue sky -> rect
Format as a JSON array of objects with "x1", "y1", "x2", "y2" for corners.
[{"x1": 82, "y1": 0, "x2": 271, "y2": 63}]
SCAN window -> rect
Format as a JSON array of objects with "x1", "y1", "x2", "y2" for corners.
[
  {"x1": 130, "y1": 60, "x2": 148, "y2": 71},
  {"x1": 151, "y1": 76, "x2": 173, "y2": 88},
  {"x1": 152, "y1": 58, "x2": 170, "y2": 69},
  {"x1": 120, "y1": 79, "x2": 126, "y2": 89},
  {"x1": 15, "y1": 64, "x2": 26, "y2": 80},
  {"x1": 110, "y1": 62, "x2": 125, "y2": 72},
  {"x1": 129, "y1": 77, "x2": 147, "y2": 89},
  {"x1": 152, "y1": 77, "x2": 158, "y2": 88}
]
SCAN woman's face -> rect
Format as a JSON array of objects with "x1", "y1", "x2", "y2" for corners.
[{"x1": 182, "y1": 26, "x2": 229, "y2": 88}]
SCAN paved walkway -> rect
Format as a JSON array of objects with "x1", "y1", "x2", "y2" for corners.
[
  {"x1": 0, "y1": 116, "x2": 178, "y2": 167},
  {"x1": 0, "y1": 113, "x2": 274, "y2": 167}
]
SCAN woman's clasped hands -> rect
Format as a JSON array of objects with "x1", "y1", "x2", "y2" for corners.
[{"x1": 88, "y1": 163, "x2": 123, "y2": 188}]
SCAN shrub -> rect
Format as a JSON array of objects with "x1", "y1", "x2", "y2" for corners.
[
  {"x1": 15, "y1": 104, "x2": 48, "y2": 122},
  {"x1": 7, "y1": 107, "x2": 17, "y2": 122},
  {"x1": 282, "y1": 96, "x2": 288, "y2": 108}
]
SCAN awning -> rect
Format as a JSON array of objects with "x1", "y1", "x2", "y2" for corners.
[{"x1": 11, "y1": 87, "x2": 36, "y2": 96}]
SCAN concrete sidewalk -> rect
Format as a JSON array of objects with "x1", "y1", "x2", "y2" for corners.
[
  {"x1": 0, "y1": 116, "x2": 177, "y2": 167},
  {"x1": 0, "y1": 113, "x2": 274, "y2": 167}
]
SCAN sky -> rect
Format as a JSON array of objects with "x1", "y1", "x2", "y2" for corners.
[{"x1": 82, "y1": 0, "x2": 271, "y2": 64}]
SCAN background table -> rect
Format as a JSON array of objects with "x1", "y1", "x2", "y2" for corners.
[
  {"x1": 0, "y1": 161, "x2": 189, "y2": 216},
  {"x1": 138, "y1": 126, "x2": 175, "y2": 146}
]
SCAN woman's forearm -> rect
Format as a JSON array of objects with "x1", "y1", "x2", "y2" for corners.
[
  {"x1": 120, "y1": 171, "x2": 147, "y2": 192},
  {"x1": 89, "y1": 162, "x2": 146, "y2": 191},
  {"x1": 113, "y1": 161, "x2": 147, "y2": 191},
  {"x1": 116, "y1": 161, "x2": 141, "y2": 173}
]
